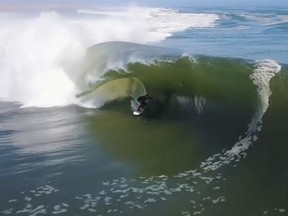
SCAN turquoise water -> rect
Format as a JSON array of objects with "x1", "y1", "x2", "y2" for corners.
[{"x1": 0, "y1": 6, "x2": 288, "y2": 216}]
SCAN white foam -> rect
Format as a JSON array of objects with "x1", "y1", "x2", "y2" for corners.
[
  {"x1": 240, "y1": 13, "x2": 288, "y2": 26},
  {"x1": 147, "y1": 8, "x2": 220, "y2": 38},
  {"x1": 78, "y1": 7, "x2": 220, "y2": 39},
  {"x1": 0, "y1": 11, "x2": 81, "y2": 107},
  {"x1": 248, "y1": 59, "x2": 281, "y2": 132},
  {"x1": 200, "y1": 59, "x2": 281, "y2": 170}
]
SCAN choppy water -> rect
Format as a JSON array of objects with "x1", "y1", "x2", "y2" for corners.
[{"x1": 0, "y1": 6, "x2": 288, "y2": 216}]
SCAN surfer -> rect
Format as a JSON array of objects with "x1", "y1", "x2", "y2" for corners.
[{"x1": 136, "y1": 94, "x2": 152, "y2": 112}]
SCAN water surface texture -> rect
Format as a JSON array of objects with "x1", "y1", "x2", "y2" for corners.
[{"x1": 0, "y1": 6, "x2": 287, "y2": 216}]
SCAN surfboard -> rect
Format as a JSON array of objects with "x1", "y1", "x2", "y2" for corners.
[
  {"x1": 133, "y1": 111, "x2": 142, "y2": 116},
  {"x1": 133, "y1": 105, "x2": 146, "y2": 116}
]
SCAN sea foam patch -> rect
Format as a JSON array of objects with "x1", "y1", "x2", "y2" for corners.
[{"x1": 78, "y1": 7, "x2": 220, "y2": 40}]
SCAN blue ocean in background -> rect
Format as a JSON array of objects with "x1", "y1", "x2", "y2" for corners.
[
  {"x1": 161, "y1": 7, "x2": 288, "y2": 63},
  {"x1": 0, "y1": 6, "x2": 287, "y2": 216}
]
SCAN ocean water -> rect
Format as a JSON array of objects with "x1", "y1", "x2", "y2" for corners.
[{"x1": 0, "y1": 6, "x2": 288, "y2": 216}]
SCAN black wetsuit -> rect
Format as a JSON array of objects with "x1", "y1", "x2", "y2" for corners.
[{"x1": 137, "y1": 95, "x2": 152, "y2": 112}]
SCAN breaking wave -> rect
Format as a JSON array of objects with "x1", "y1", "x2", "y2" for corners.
[{"x1": 0, "y1": 7, "x2": 219, "y2": 107}]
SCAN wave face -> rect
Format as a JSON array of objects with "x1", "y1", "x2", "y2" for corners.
[
  {"x1": 78, "y1": 42, "x2": 284, "y2": 172},
  {"x1": 77, "y1": 42, "x2": 284, "y2": 114}
]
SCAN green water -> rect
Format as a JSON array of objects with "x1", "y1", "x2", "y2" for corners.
[{"x1": 1, "y1": 58, "x2": 287, "y2": 215}]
